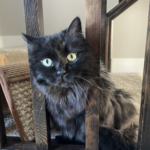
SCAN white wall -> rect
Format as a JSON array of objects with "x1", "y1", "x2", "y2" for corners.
[
  {"x1": 0, "y1": 36, "x2": 26, "y2": 49},
  {"x1": 111, "y1": 0, "x2": 149, "y2": 73},
  {"x1": 0, "y1": 0, "x2": 25, "y2": 48},
  {"x1": 0, "y1": 0, "x2": 85, "y2": 48},
  {"x1": 43, "y1": 0, "x2": 85, "y2": 35},
  {"x1": 0, "y1": 0, "x2": 25, "y2": 36},
  {"x1": 107, "y1": 0, "x2": 119, "y2": 12}
]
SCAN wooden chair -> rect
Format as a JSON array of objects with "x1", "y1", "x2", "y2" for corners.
[
  {"x1": 0, "y1": 62, "x2": 34, "y2": 142},
  {"x1": 0, "y1": 0, "x2": 150, "y2": 149}
]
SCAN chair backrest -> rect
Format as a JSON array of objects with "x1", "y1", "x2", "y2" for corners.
[
  {"x1": 0, "y1": 62, "x2": 34, "y2": 142},
  {"x1": 23, "y1": 0, "x2": 150, "y2": 150},
  {"x1": 24, "y1": 0, "x2": 102, "y2": 149}
]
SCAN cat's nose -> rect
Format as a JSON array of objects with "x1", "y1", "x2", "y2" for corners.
[{"x1": 57, "y1": 70, "x2": 66, "y2": 75}]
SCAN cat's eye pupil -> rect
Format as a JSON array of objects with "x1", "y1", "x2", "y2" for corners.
[
  {"x1": 41, "y1": 58, "x2": 52, "y2": 67},
  {"x1": 67, "y1": 53, "x2": 77, "y2": 62}
]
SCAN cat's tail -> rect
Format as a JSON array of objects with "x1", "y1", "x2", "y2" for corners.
[{"x1": 99, "y1": 124, "x2": 138, "y2": 150}]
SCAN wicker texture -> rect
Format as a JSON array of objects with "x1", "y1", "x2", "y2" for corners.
[
  {"x1": 0, "y1": 62, "x2": 35, "y2": 141},
  {"x1": 9, "y1": 80, "x2": 35, "y2": 141},
  {"x1": 1, "y1": 62, "x2": 30, "y2": 79}
]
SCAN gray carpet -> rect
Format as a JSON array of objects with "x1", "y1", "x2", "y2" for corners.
[
  {"x1": 111, "y1": 73, "x2": 142, "y2": 115},
  {"x1": 3, "y1": 73, "x2": 143, "y2": 137},
  {"x1": 3, "y1": 110, "x2": 19, "y2": 137},
  {"x1": 110, "y1": 73, "x2": 143, "y2": 127}
]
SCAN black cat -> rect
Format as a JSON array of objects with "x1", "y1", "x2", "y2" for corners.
[{"x1": 23, "y1": 17, "x2": 138, "y2": 150}]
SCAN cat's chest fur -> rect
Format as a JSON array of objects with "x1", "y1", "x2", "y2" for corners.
[{"x1": 45, "y1": 85, "x2": 88, "y2": 127}]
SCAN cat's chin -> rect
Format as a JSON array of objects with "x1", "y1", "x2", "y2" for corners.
[
  {"x1": 58, "y1": 82, "x2": 70, "y2": 88},
  {"x1": 56, "y1": 78, "x2": 72, "y2": 88}
]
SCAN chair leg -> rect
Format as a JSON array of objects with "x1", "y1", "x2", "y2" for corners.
[
  {"x1": 0, "y1": 85, "x2": 7, "y2": 149},
  {"x1": 0, "y1": 86, "x2": 8, "y2": 111}
]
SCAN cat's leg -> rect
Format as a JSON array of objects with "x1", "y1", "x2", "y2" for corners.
[{"x1": 99, "y1": 125, "x2": 137, "y2": 150}]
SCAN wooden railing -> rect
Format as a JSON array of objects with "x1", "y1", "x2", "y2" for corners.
[{"x1": 105, "y1": 0, "x2": 138, "y2": 70}]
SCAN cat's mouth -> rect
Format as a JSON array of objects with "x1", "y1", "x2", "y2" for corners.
[
  {"x1": 46, "y1": 74, "x2": 73, "y2": 88},
  {"x1": 57, "y1": 75, "x2": 72, "y2": 88}
]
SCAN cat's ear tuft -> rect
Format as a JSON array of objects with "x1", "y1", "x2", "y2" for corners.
[
  {"x1": 22, "y1": 33, "x2": 36, "y2": 44},
  {"x1": 68, "y1": 17, "x2": 82, "y2": 35}
]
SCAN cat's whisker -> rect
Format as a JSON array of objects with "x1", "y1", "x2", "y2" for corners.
[
  {"x1": 73, "y1": 81, "x2": 87, "y2": 113},
  {"x1": 71, "y1": 81, "x2": 80, "y2": 100},
  {"x1": 74, "y1": 80, "x2": 95, "y2": 116},
  {"x1": 76, "y1": 75, "x2": 112, "y2": 93},
  {"x1": 75, "y1": 76, "x2": 105, "y2": 94},
  {"x1": 72, "y1": 81, "x2": 84, "y2": 103},
  {"x1": 90, "y1": 80, "x2": 112, "y2": 93},
  {"x1": 90, "y1": 80, "x2": 107, "y2": 92}
]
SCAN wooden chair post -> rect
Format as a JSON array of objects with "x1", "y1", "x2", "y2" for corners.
[
  {"x1": 0, "y1": 87, "x2": 7, "y2": 150},
  {"x1": 138, "y1": 0, "x2": 150, "y2": 149},
  {"x1": 86, "y1": 0, "x2": 107, "y2": 149},
  {"x1": 23, "y1": 0, "x2": 51, "y2": 150},
  {"x1": 105, "y1": 0, "x2": 138, "y2": 70}
]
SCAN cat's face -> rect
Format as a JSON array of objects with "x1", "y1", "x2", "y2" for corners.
[{"x1": 23, "y1": 17, "x2": 97, "y2": 88}]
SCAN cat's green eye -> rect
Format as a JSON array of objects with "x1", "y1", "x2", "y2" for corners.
[
  {"x1": 67, "y1": 53, "x2": 77, "y2": 62},
  {"x1": 41, "y1": 58, "x2": 52, "y2": 67}
]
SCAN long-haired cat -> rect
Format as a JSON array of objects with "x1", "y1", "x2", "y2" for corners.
[{"x1": 23, "y1": 17, "x2": 138, "y2": 150}]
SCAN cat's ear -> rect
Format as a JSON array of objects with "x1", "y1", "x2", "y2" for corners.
[
  {"x1": 22, "y1": 33, "x2": 37, "y2": 44},
  {"x1": 68, "y1": 17, "x2": 82, "y2": 35}
]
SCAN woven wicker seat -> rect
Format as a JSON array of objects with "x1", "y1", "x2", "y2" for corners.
[{"x1": 0, "y1": 62, "x2": 35, "y2": 141}]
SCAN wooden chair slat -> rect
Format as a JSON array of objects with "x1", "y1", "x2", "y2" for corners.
[
  {"x1": 85, "y1": 0, "x2": 104, "y2": 149},
  {"x1": 138, "y1": 1, "x2": 150, "y2": 149},
  {"x1": 105, "y1": 0, "x2": 138, "y2": 70},
  {"x1": 0, "y1": 86, "x2": 7, "y2": 149},
  {"x1": 23, "y1": 0, "x2": 50, "y2": 150}
]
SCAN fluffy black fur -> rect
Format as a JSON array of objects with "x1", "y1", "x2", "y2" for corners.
[{"x1": 23, "y1": 17, "x2": 138, "y2": 150}]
